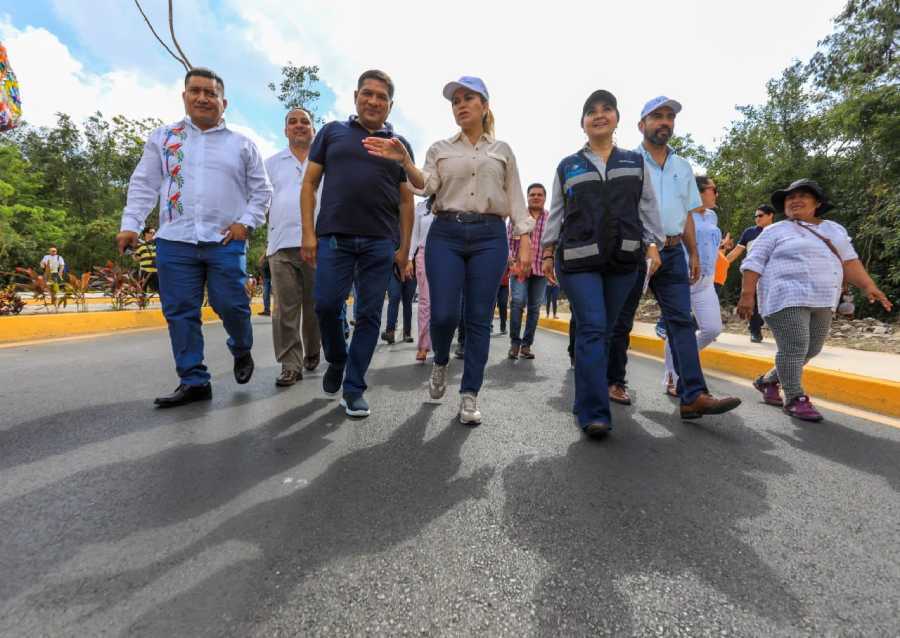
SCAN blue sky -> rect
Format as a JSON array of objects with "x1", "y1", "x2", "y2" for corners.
[{"x1": 1, "y1": 0, "x2": 848, "y2": 184}]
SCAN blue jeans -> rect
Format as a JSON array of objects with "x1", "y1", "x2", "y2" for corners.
[
  {"x1": 510, "y1": 275, "x2": 548, "y2": 347},
  {"x1": 559, "y1": 265, "x2": 637, "y2": 428},
  {"x1": 426, "y1": 216, "x2": 508, "y2": 394},
  {"x1": 386, "y1": 273, "x2": 417, "y2": 333},
  {"x1": 649, "y1": 245, "x2": 708, "y2": 403},
  {"x1": 606, "y1": 257, "x2": 648, "y2": 386},
  {"x1": 545, "y1": 284, "x2": 560, "y2": 316},
  {"x1": 495, "y1": 285, "x2": 509, "y2": 331},
  {"x1": 262, "y1": 275, "x2": 271, "y2": 313},
  {"x1": 314, "y1": 234, "x2": 394, "y2": 396},
  {"x1": 156, "y1": 238, "x2": 253, "y2": 386}
]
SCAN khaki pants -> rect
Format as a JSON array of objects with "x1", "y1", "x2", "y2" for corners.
[{"x1": 269, "y1": 248, "x2": 321, "y2": 372}]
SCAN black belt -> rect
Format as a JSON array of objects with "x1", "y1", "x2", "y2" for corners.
[{"x1": 435, "y1": 211, "x2": 502, "y2": 224}]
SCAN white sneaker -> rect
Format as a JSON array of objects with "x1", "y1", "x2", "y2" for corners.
[
  {"x1": 429, "y1": 363, "x2": 448, "y2": 400},
  {"x1": 459, "y1": 392, "x2": 482, "y2": 425}
]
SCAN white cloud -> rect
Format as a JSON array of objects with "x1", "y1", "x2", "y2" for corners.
[
  {"x1": 229, "y1": 0, "x2": 847, "y2": 185},
  {"x1": 0, "y1": 16, "x2": 278, "y2": 156}
]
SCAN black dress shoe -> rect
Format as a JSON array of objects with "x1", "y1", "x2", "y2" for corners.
[
  {"x1": 234, "y1": 352, "x2": 254, "y2": 384},
  {"x1": 154, "y1": 383, "x2": 212, "y2": 408}
]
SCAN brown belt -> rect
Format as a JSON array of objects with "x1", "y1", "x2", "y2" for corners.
[{"x1": 664, "y1": 234, "x2": 683, "y2": 248}]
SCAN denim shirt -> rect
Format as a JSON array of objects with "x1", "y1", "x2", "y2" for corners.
[{"x1": 691, "y1": 209, "x2": 722, "y2": 277}]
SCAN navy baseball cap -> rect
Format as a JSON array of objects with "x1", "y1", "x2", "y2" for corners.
[
  {"x1": 640, "y1": 95, "x2": 683, "y2": 119},
  {"x1": 442, "y1": 76, "x2": 489, "y2": 101}
]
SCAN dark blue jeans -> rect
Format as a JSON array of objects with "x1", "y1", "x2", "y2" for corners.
[
  {"x1": 386, "y1": 273, "x2": 417, "y2": 334},
  {"x1": 649, "y1": 245, "x2": 708, "y2": 403},
  {"x1": 606, "y1": 257, "x2": 648, "y2": 386},
  {"x1": 510, "y1": 275, "x2": 548, "y2": 347},
  {"x1": 495, "y1": 284, "x2": 509, "y2": 331},
  {"x1": 314, "y1": 234, "x2": 394, "y2": 396},
  {"x1": 156, "y1": 238, "x2": 252, "y2": 386},
  {"x1": 545, "y1": 283, "x2": 560, "y2": 316},
  {"x1": 559, "y1": 265, "x2": 636, "y2": 429},
  {"x1": 426, "y1": 216, "x2": 508, "y2": 394}
]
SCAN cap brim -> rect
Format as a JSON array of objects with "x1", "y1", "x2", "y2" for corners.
[
  {"x1": 771, "y1": 189, "x2": 789, "y2": 213},
  {"x1": 643, "y1": 98, "x2": 683, "y2": 118},
  {"x1": 442, "y1": 81, "x2": 465, "y2": 101}
]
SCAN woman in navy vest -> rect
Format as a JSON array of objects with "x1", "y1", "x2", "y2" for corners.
[
  {"x1": 362, "y1": 76, "x2": 535, "y2": 426},
  {"x1": 541, "y1": 90, "x2": 665, "y2": 438}
]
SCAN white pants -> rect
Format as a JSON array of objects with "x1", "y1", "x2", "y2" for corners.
[{"x1": 664, "y1": 274, "x2": 722, "y2": 384}]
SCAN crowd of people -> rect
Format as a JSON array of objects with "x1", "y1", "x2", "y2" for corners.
[{"x1": 115, "y1": 66, "x2": 892, "y2": 434}]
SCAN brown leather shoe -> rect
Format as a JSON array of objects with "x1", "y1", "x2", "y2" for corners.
[
  {"x1": 608, "y1": 383, "x2": 632, "y2": 406},
  {"x1": 303, "y1": 353, "x2": 320, "y2": 371},
  {"x1": 519, "y1": 345, "x2": 535, "y2": 359},
  {"x1": 276, "y1": 368, "x2": 302, "y2": 387},
  {"x1": 680, "y1": 393, "x2": 742, "y2": 419},
  {"x1": 508, "y1": 345, "x2": 520, "y2": 359}
]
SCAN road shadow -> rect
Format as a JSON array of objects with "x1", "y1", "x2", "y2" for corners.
[
  {"x1": 0, "y1": 385, "x2": 282, "y2": 473},
  {"x1": 0, "y1": 398, "x2": 336, "y2": 604},
  {"x1": 24, "y1": 406, "x2": 494, "y2": 635},
  {"x1": 501, "y1": 422, "x2": 802, "y2": 634},
  {"x1": 770, "y1": 419, "x2": 900, "y2": 492}
]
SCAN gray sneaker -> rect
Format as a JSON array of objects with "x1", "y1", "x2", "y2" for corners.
[
  {"x1": 429, "y1": 363, "x2": 448, "y2": 400},
  {"x1": 459, "y1": 393, "x2": 482, "y2": 425}
]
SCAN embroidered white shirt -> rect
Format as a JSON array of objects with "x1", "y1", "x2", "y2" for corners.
[
  {"x1": 120, "y1": 117, "x2": 272, "y2": 244},
  {"x1": 740, "y1": 219, "x2": 858, "y2": 317},
  {"x1": 264, "y1": 147, "x2": 321, "y2": 255}
]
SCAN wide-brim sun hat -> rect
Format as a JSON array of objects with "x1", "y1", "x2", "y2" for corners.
[
  {"x1": 771, "y1": 178, "x2": 833, "y2": 215},
  {"x1": 442, "y1": 76, "x2": 489, "y2": 102}
]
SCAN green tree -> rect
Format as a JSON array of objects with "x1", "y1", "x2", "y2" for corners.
[{"x1": 268, "y1": 62, "x2": 322, "y2": 120}]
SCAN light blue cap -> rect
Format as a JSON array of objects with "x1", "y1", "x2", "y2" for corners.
[
  {"x1": 442, "y1": 76, "x2": 489, "y2": 101},
  {"x1": 640, "y1": 95, "x2": 683, "y2": 119}
]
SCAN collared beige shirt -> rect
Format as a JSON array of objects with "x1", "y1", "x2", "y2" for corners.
[{"x1": 420, "y1": 132, "x2": 534, "y2": 236}]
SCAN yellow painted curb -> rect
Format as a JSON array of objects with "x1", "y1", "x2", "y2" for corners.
[
  {"x1": 539, "y1": 317, "x2": 900, "y2": 418},
  {"x1": 1, "y1": 303, "x2": 264, "y2": 344}
]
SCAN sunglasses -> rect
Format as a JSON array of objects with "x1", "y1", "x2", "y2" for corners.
[{"x1": 754, "y1": 213, "x2": 770, "y2": 218}]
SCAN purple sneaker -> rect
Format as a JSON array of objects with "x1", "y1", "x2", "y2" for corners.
[
  {"x1": 783, "y1": 395, "x2": 823, "y2": 422},
  {"x1": 753, "y1": 376, "x2": 784, "y2": 407}
]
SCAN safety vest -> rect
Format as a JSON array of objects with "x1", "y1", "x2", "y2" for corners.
[{"x1": 556, "y1": 147, "x2": 644, "y2": 274}]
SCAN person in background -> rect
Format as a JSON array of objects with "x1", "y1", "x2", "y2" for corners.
[
  {"x1": 133, "y1": 227, "x2": 158, "y2": 291},
  {"x1": 727, "y1": 203, "x2": 776, "y2": 342},
  {"x1": 738, "y1": 179, "x2": 891, "y2": 421},
  {"x1": 301, "y1": 69, "x2": 414, "y2": 419},
  {"x1": 495, "y1": 265, "x2": 510, "y2": 334},
  {"x1": 661, "y1": 175, "x2": 724, "y2": 396},
  {"x1": 382, "y1": 259, "x2": 417, "y2": 345},
  {"x1": 40, "y1": 246, "x2": 65, "y2": 283},
  {"x1": 507, "y1": 183, "x2": 549, "y2": 360},
  {"x1": 545, "y1": 279, "x2": 560, "y2": 318},
  {"x1": 264, "y1": 107, "x2": 322, "y2": 387},
  {"x1": 258, "y1": 253, "x2": 271, "y2": 316},
  {"x1": 363, "y1": 75, "x2": 534, "y2": 425},
  {"x1": 117, "y1": 67, "x2": 272, "y2": 408},
  {"x1": 714, "y1": 232, "x2": 733, "y2": 295},
  {"x1": 408, "y1": 195, "x2": 435, "y2": 362}
]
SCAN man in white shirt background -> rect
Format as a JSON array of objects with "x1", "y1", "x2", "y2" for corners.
[
  {"x1": 117, "y1": 67, "x2": 273, "y2": 408},
  {"x1": 264, "y1": 108, "x2": 322, "y2": 387},
  {"x1": 39, "y1": 245, "x2": 65, "y2": 282}
]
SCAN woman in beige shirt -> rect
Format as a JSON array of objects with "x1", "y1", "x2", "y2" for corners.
[{"x1": 364, "y1": 75, "x2": 534, "y2": 426}]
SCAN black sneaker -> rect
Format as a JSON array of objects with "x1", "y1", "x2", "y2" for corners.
[
  {"x1": 750, "y1": 332, "x2": 763, "y2": 343},
  {"x1": 381, "y1": 330, "x2": 395, "y2": 344},
  {"x1": 322, "y1": 364, "x2": 344, "y2": 397},
  {"x1": 340, "y1": 393, "x2": 370, "y2": 418}
]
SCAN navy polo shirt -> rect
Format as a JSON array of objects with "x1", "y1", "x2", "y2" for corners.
[{"x1": 310, "y1": 116, "x2": 414, "y2": 240}]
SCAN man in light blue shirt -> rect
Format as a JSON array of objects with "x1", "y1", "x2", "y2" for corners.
[{"x1": 616, "y1": 96, "x2": 739, "y2": 418}]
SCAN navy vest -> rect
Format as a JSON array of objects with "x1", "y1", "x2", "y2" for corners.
[{"x1": 556, "y1": 147, "x2": 645, "y2": 273}]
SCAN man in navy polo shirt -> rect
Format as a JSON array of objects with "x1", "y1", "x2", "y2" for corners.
[{"x1": 300, "y1": 69, "x2": 414, "y2": 418}]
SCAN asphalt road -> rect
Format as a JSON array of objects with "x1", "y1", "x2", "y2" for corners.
[{"x1": 1, "y1": 316, "x2": 898, "y2": 637}]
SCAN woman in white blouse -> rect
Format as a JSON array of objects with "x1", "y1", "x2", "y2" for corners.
[
  {"x1": 363, "y1": 75, "x2": 534, "y2": 426},
  {"x1": 738, "y1": 179, "x2": 891, "y2": 421}
]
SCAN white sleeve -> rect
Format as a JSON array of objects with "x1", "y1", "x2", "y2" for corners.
[
  {"x1": 240, "y1": 139, "x2": 273, "y2": 229},
  {"x1": 121, "y1": 131, "x2": 165, "y2": 233}
]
